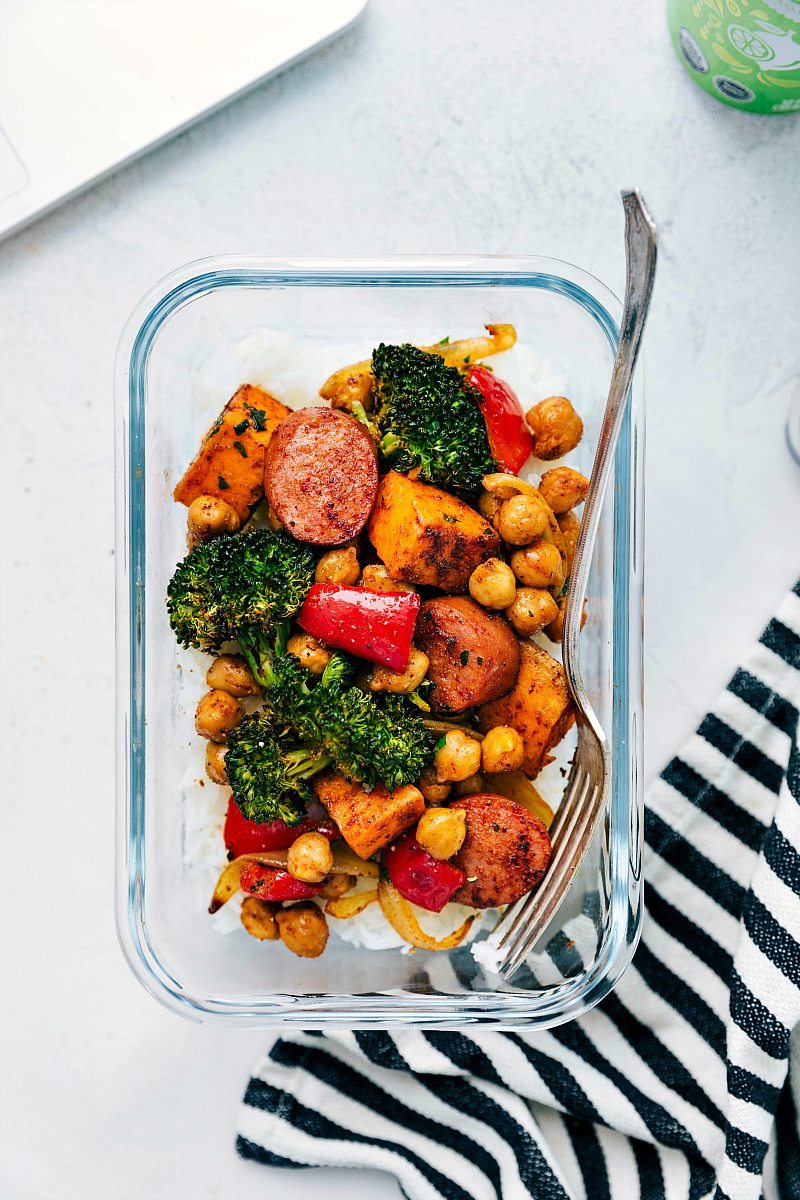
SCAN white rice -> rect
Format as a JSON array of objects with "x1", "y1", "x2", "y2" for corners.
[{"x1": 180, "y1": 329, "x2": 573, "y2": 950}]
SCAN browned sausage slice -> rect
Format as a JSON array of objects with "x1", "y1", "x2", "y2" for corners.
[
  {"x1": 415, "y1": 596, "x2": 520, "y2": 714},
  {"x1": 265, "y1": 408, "x2": 378, "y2": 545},
  {"x1": 450, "y1": 793, "x2": 550, "y2": 908}
]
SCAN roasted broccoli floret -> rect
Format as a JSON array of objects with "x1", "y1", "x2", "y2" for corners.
[
  {"x1": 371, "y1": 343, "x2": 496, "y2": 496},
  {"x1": 225, "y1": 709, "x2": 331, "y2": 825},
  {"x1": 166, "y1": 527, "x2": 315, "y2": 672},
  {"x1": 166, "y1": 536, "x2": 230, "y2": 652},
  {"x1": 264, "y1": 652, "x2": 434, "y2": 792}
]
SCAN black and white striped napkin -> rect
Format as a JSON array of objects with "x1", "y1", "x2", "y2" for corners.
[{"x1": 236, "y1": 582, "x2": 800, "y2": 1200}]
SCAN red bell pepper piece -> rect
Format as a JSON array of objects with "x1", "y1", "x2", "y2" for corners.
[
  {"x1": 297, "y1": 584, "x2": 420, "y2": 673},
  {"x1": 238, "y1": 861, "x2": 322, "y2": 903},
  {"x1": 467, "y1": 365, "x2": 533, "y2": 474},
  {"x1": 224, "y1": 798, "x2": 340, "y2": 858},
  {"x1": 383, "y1": 830, "x2": 466, "y2": 913}
]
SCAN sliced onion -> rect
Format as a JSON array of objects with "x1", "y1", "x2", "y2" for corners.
[
  {"x1": 483, "y1": 771, "x2": 555, "y2": 829},
  {"x1": 377, "y1": 878, "x2": 474, "y2": 951},
  {"x1": 325, "y1": 888, "x2": 379, "y2": 919},
  {"x1": 210, "y1": 848, "x2": 378, "y2": 913}
]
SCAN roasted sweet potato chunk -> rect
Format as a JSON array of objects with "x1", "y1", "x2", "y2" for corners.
[
  {"x1": 174, "y1": 384, "x2": 289, "y2": 522},
  {"x1": 367, "y1": 471, "x2": 500, "y2": 593},
  {"x1": 314, "y1": 771, "x2": 425, "y2": 860},
  {"x1": 478, "y1": 642, "x2": 575, "y2": 777}
]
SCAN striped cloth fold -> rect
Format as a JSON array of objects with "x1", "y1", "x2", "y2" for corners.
[{"x1": 237, "y1": 582, "x2": 800, "y2": 1200}]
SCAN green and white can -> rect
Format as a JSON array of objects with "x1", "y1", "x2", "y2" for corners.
[{"x1": 668, "y1": 0, "x2": 800, "y2": 113}]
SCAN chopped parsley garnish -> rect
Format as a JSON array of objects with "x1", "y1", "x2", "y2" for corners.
[
  {"x1": 233, "y1": 419, "x2": 249, "y2": 435},
  {"x1": 436, "y1": 336, "x2": 450, "y2": 345},
  {"x1": 434, "y1": 736, "x2": 447, "y2": 752},
  {"x1": 245, "y1": 404, "x2": 268, "y2": 432},
  {"x1": 217, "y1": 475, "x2": 230, "y2": 490},
  {"x1": 476, "y1": 655, "x2": 484, "y2": 666},
  {"x1": 233, "y1": 440, "x2": 248, "y2": 458},
  {"x1": 442, "y1": 514, "x2": 458, "y2": 524},
  {"x1": 204, "y1": 415, "x2": 224, "y2": 442},
  {"x1": 459, "y1": 649, "x2": 469, "y2": 667}
]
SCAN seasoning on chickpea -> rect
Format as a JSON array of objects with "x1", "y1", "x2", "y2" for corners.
[
  {"x1": 557, "y1": 509, "x2": 580, "y2": 571},
  {"x1": 287, "y1": 831, "x2": 334, "y2": 884},
  {"x1": 186, "y1": 494, "x2": 240, "y2": 547},
  {"x1": 287, "y1": 631, "x2": 332, "y2": 676},
  {"x1": 195, "y1": 689, "x2": 243, "y2": 743},
  {"x1": 477, "y1": 488, "x2": 504, "y2": 526},
  {"x1": 417, "y1": 765, "x2": 452, "y2": 804},
  {"x1": 359, "y1": 563, "x2": 416, "y2": 594},
  {"x1": 434, "y1": 729, "x2": 482, "y2": 783},
  {"x1": 205, "y1": 741, "x2": 228, "y2": 785},
  {"x1": 205, "y1": 653, "x2": 261, "y2": 697},
  {"x1": 481, "y1": 725, "x2": 525, "y2": 774},
  {"x1": 416, "y1": 807, "x2": 467, "y2": 860},
  {"x1": 538, "y1": 467, "x2": 590, "y2": 515},
  {"x1": 525, "y1": 396, "x2": 583, "y2": 461},
  {"x1": 315, "y1": 545, "x2": 360, "y2": 586},
  {"x1": 370, "y1": 646, "x2": 429, "y2": 694},
  {"x1": 468, "y1": 557, "x2": 517, "y2": 610},
  {"x1": 276, "y1": 903, "x2": 329, "y2": 958},
  {"x1": 320, "y1": 873, "x2": 356, "y2": 900},
  {"x1": 496, "y1": 494, "x2": 549, "y2": 546},
  {"x1": 510, "y1": 539, "x2": 564, "y2": 590},
  {"x1": 240, "y1": 897, "x2": 279, "y2": 940},
  {"x1": 506, "y1": 587, "x2": 560, "y2": 637}
]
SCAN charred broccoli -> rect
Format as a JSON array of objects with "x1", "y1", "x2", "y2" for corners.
[
  {"x1": 265, "y1": 652, "x2": 434, "y2": 792},
  {"x1": 166, "y1": 527, "x2": 315, "y2": 675},
  {"x1": 225, "y1": 709, "x2": 331, "y2": 825},
  {"x1": 371, "y1": 343, "x2": 496, "y2": 496}
]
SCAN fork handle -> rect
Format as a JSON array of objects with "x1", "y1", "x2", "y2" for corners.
[{"x1": 562, "y1": 190, "x2": 657, "y2": 694}]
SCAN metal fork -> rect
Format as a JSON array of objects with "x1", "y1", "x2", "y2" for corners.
[{"x1": 484, "y1": 189, "x2": 657, "y2": 981}]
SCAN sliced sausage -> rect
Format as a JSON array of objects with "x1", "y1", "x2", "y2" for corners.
[
  {"x1": 415, "y1": 596, "x2": 520, "y2": 714},
  {"x1": 450, "y1": 793, "x2": 550, "y2": 908},
  {"x1": 266, "y1": 408, "x2": 378, "y2": 545}
]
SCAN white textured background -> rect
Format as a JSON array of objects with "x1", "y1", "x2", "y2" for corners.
[{"x1": 1, "y1": 3, "x2": 799, "y2": 1199}]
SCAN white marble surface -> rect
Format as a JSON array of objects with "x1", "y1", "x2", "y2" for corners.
[{"x1": 1, "y1": 3, "x2": 799, "y2": 1198}]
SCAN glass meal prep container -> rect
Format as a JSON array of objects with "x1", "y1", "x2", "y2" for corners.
[{"x1": 115, "y1": 255, "x2": 644, "y2": 1028}]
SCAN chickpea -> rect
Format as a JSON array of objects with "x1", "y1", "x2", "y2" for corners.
[
  {"x1": 276, "y1": 903, "x2": 329, "y2": 958},
  {"x1": 506, "y1": 587, "x2": 560, "y2": 637},
  {"x1": 545, "y1": 598, "x2": 587, "y2": 644},
  {"x1": 453, "y1": 772, "x2": 485, "y2": 798},
  {"x1": 468, "y1": 558, "x2": 517, "y2": 610},
  {"x1": 205, "y1": 741, "x2": 228, "y2": 785},
  {"x1": 240, "y1": 897, "x2": 279, "y2": 941},
  {"x1": 477, "y1": 489, "x2": 504, "y2": 526},
  {"x1": 496, "y1": 495, "x2": 549, "y2": 546},
  {"x1": 320, "y1": 873, "x2": 356, "y2": 900},
  {"x1": 416, "y1": 807, "x2": 467, "y2": 860},
  {"x1": 510, "y1": 539, "x2": 564, "y2": 589},
  {"x1": 360, "y1": 564, "x2": 416, "y2": 594},
  {"x1": 186, "y1": 495, "x2": 240, "y2": 546},
  {"x1": 370, "y1": 647, "x2": 429, "y2": 694},
  {"x1": 525, "y1": 396, "x2": 583, "y2": 461},
  {"x1": 315, "y1": 546, "x2": 360, "y2": 586},
  {"x1": 538, "y1": 467, "x2": 589, "y2": 515},
  {"x1": 205, "y1": 653, "x2": 260, "y2": 697},
  {"x1": 287, "y1": 632, "x2": 332, "y2": 676},
  {"x1": 481, "y1": 725, "x2": 525, "y2": 773},
  {"x1": 557, "y1": 510, "x2": 580, "y2": 572},
  {"x1": 434, "y1": 729, "x2": 482, "y2": 783},
  {"x1": 417, "y1": 765, "x2": 452, "y2": 804},
  {"x1": 195, "y1": 690, "x2": 243, "y2": 742},
  {"x1": 287, "y1": 831, "x2": 334, "y2": 884}
]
